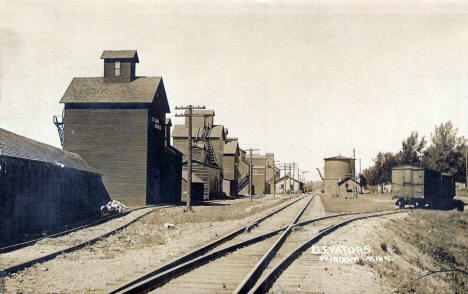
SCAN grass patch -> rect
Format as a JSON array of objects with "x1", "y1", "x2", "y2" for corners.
[
  {"x1": 320, "y1": 194, "x2": 396, "y2": 213},
  {"x1": 370, "y1": 210, "x2": 467, "y2": 293},
  {"x1": 142, "y1": 195, "x2": 296, "y2": 226}
]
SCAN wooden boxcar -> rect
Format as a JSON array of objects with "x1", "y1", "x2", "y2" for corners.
[{"x1": 392, "y1": 165, "x2": 460, "y2": 210}]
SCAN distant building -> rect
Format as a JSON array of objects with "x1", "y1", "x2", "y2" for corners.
[
  {"x1": 59, "y1": 50, "x2": 181, "y2": 206},
  {"x1": 0, "y1": 128, "x2": 111, "y2": 247},
  {"x1": 275, "y1": 175, "x2": 304, "y2": 194},
  {"x1": 337, "y1": 177, "x2": 360, "y2": 196},
  {"x1": 223, "y1": 137, "x2": 240, "y2": 196},
  {"x1": 172, "y1": 110, "x2": 224, "y2": 199},
  {"x1": 237, "y1": 149, "x2": 251, "y2": 195},
  {"x1": 240, "y1": 152, "x2": 278, "y2": 195},
  {"x1": 323, "y1": 155, "x2": 356, "y2": 194}
]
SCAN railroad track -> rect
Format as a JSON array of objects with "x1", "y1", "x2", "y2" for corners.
[
  {"x1": 0, "y1": 194, "x2": 308, "y2": 279},
  {"x1": 0, "y1": 205, "x2": 161, "y2": 254},
  {"x1": 0, "y1": 205, "x2": 174, "y2": 275},
  {"x1": 110, "y1": 196, "x2": 406, "y2": 294}
]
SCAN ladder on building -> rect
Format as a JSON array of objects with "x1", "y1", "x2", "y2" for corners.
[
  {"x1": 206, "y1": 139, "x2": 218, "y2": 166},
  {"x1": 53, "y1": 115, "x2": 65, "y2": 148},
  {"x1": 237, "y1": 175, "x2": 249, "y2": 192}
]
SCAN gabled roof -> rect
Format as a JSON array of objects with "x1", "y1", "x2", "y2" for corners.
[
  {"x1": 0, "y1": 128, "x2": 99, "y2": 174},
  {"x1": 275, "y1": 175, "x2": 304, "y2": 185},
  {"x1": 324, "y1": 155, "x2": 354, "y2": 161},
  {"x1": 164, "y1": 145, "x2": 182, "y2": 156},
  {"x1": 172, "y1": 125, "x2": 200, "y2": 138},
  {"x1": 209, "y1": 125, "x2": 224, "y2": 138},
  {"x1": 100, "y1": 50, "x2": 139, "y2": 62},
  {"x1": 224, "y1": 140, "x2": 239, "y2": 155},
  {"x1": 338, "y1": 177, "x2": 360, "y2": 186},
  {"x1": 172, "y1": 125, "x2": 225, "y2": 139},
  {"x1": 60, "y1": 77, "x2": 168, "y2": 106}
]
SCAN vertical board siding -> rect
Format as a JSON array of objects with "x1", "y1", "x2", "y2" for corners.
[
  {"x1": 0, "y1": 156, "x2": 111, "y2": 247},
  {"x1": 64, "y1": 108, "x2": 148, "y2": 205}
]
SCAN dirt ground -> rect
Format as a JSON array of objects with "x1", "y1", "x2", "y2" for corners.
[
  {"x1": 2, "y1": 194, "x2": 465, "y2": 294},
  {"x1": 1, "y1": 194, "x2": 296, "y2": 294},
  {"x1": 320, "y1": 193, "x2": 396, "y2": 213},
  {"x1": 273, "y1": 212, "x2": 409, "y2": 294}
]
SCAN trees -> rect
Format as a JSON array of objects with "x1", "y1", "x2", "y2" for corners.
[
  {"x1": 362, "y1": 152, "x2": 398, "y2": 189},
  {"x1": 421, "y1": 121, "x2": 466, "y2": 183},
  {"x1": 397, "y1": 131, "x2": 426, "y2": 165},
  {"x1": 362, "y1": 121, "x2": 466, "y2": 190}
]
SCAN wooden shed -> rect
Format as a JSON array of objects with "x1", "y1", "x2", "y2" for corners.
[
  {"x1": 59, "y1": 50, "x2": 181, "y2": 206},
  {"x1": 181, "y1": 171, "x2": 204, "y2": 202},
  {"x1": 337, "y1": 177, "x2": 361, "y2": 196},
  {"x1": 0, "y1": 128, "x2": 111, "y2": 247}
]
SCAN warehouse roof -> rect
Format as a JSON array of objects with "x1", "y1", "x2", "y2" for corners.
[
  {"x1": 0, "y1": 128, "x2": 99, "y2": 174},
  {"x1": 60, "y1": 77, "x2": 167, "y2": 106},
  {"x1": 224, "y1": 140, "x2": 239, "y2": 155},
  {"x1": 210, "y1": 125, "x2": 224, "y2": 138},
  {"x1": 172, "y1": 125, "x2": 225, "y2": 139},
  {"x1": 324, "y1": 155, "x2": 354, "y2": 161},
  {"x1": 192, "y1": 109, "x2": 215, "y2": 116},
  {"x1": 275, "y1": 175, "x2": 304, "y2": 185},
  {"x1": 100, "y1": 50, "x2": 139, "y2": 62}
]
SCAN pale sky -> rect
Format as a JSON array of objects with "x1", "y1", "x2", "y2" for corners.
[{"x1": 0, "y1": 0, "x2": 467, "y2": 181}]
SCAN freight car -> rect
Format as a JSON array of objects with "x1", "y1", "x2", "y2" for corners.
[{"x1": 392, "y1": 165, "x2": 464, "y2": 211}]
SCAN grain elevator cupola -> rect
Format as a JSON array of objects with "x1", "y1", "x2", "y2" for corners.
[{"x1": 100, "y1": 50, "x2": 139, "y2": 82}]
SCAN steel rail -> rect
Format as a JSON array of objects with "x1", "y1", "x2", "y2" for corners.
[
  {"x1": 110, "y1": 203, "x2": 402, "y2": 294},
  {"x1": 249, "y1": 210, "x2": 406, "y2": 294},
  {"x1": 0, "y1": 205, "x2": 161, "y2": 254},
  {"x1": 109, "y1": 194, "x2": 309, "y2": 294},
  {"x1": 233, "y1": 195, "x2": 315, "y2": 294},
  {"x1": 0, "y1": 205, "x2": 175, "y2": 276}
]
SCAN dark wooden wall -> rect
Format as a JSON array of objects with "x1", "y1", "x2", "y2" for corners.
[
  {"x1": 64, "y1": 108, "x2": 148, "y2": 206},
  {"x1": 104, "y1": 60, "x2": 135, "y2": 82},
  {"x1": 181, "y1": 181, "x2": 204, "y2": 202},
  {"x1": 150, "y1": 148, "x2": 182, "y2": 204},
  {"x1": 0, "y1": 156, "x2": 111, "y2": 247},
  {"x1": 184, "y1": 163, "x2": 222, "y2": 199}
]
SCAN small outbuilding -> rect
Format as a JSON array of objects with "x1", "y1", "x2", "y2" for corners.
[
  {"x1": 0, "y1": 128, "x2": 111, "y2": 247},
  {"x1": 181, "y1": 170, "x2": 205, "y2": 202},
  {"x1": 275, "y1": 175, "x2": 304, "y2": 194},
  {"x1": 337, "y1": 177, "x2": 361, "y2": 197}
]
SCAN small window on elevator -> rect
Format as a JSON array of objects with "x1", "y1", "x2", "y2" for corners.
[{"x1": 115, "y1": 61, "x2": 121, "y2": 76}]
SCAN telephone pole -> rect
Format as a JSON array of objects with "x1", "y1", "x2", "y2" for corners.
[
  {"x1": 245, "y1": 148, "x2": 259, "y2": 201},
  {"x1": 175, "y1": 105, "x2": 206, "y2": 211}
]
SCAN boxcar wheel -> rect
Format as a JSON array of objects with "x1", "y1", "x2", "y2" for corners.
[{"x1": 397, "y1": 199, "x2": 405, "y2": 209}]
